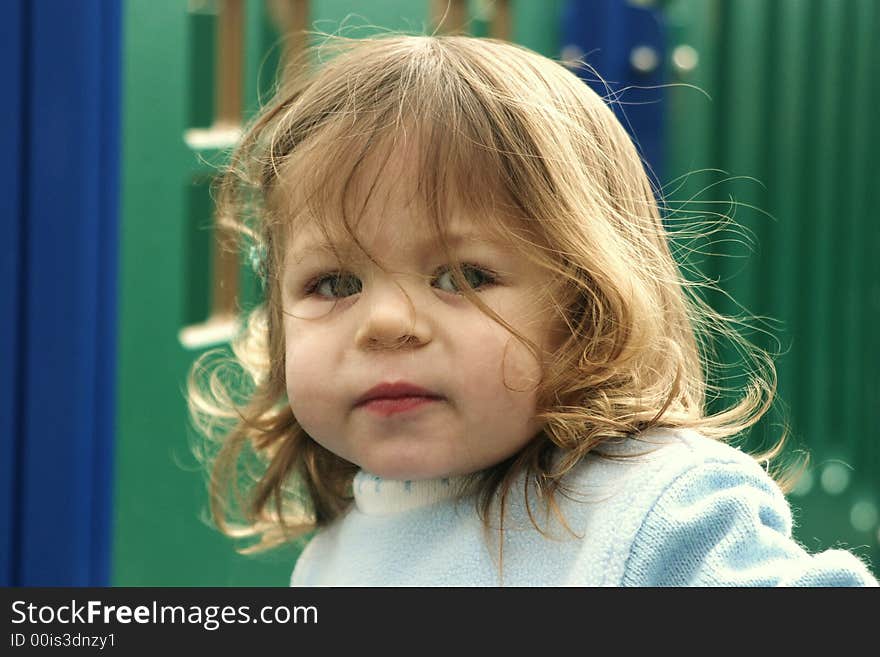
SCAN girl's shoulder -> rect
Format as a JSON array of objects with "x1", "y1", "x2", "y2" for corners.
[
  {"x1": 545, "y1": 428, "x2": 790, "y2": 555},
  {"x1": 564, "y1": 426, "x2": 777, "y2": 502},
  {"x1": 586, "y1": 425, "x2": 763, "y2": 463},
  {"x1": 555, "y1": 428, "x2": 875, "y2": 585}
]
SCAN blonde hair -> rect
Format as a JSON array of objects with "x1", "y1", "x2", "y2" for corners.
[{"x1": 188, "y1": 33, "x2": 802, "y2": 553}]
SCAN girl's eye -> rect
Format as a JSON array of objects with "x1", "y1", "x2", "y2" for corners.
[
  {"x1": 434, "y1": 264, "x2": 497, "y2": 294},
  {"x1": 305, "y1": 271, "x2": 363, "y2": 299},
  {"x1": 303, "y1": 264, "x2": 497, "y2": 299}
]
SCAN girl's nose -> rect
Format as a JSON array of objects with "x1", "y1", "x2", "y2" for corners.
[{"x1": 354, "y1": 278, "x2": 432, "y2": 351}]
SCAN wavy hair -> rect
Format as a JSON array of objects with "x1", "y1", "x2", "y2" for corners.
[{"x1": 188, "y1": 33, "x2": 803, "y2": 554}]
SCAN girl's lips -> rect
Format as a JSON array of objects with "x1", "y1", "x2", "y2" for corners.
[
  {"x1": 358, "y1": 396, "x2": 441, "y2": 417},
  {"x1": 355, "y1": 381, "x2": 442, "y2": 406}
]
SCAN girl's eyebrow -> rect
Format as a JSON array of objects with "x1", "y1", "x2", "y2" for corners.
[{"x1": 289, "y1": 231, "x2": 507, "y2": 264}]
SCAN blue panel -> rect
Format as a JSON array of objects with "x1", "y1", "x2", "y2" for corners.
[
  {"x1": 0, "y1": 0, "x2": 26, "y2": 587},
  {"x1": 560, "y1": 0, "x2": 667, "y2": 184},
  {"x1": 92, "y1": 0, "x2": 122, "y2": 588},
  {"x1": 15, "y1": 0, "x2": 121, "y2": 586}
]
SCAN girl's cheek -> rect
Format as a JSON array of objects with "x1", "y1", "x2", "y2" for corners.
[
  {"x1": 501, "y1": 336, "x2": 544, "y2": 391},
  {"x1": 285, "y1": 335, "x2": 320, "y2": 366},
  {"x1": 283, "y1": 331, "x2": 318, "y2": 379}
]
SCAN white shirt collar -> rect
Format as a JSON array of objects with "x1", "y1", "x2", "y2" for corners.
[{"x1": 352, "y1": 470, "x2": 472, "y2": 515}]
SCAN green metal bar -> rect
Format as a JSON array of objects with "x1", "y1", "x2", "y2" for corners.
[
  {"x1": 765, "y1": 0, "x2": 809, "y2": 449},
  {"x1": 662, "y1": 0, "x2": 719, "y2": 284},
  {"x1": 845, "y1": 0, "x2": 876, "y2": 479},
  {"x1": 512, "y1": 0, "x2": 563, "y2": 58},
  {"x1": 804, "y1": 0, "x2": 844, "y2": 454},
  {"x1": 865, "y1": 2, "x2": 880, "y2": 478}
]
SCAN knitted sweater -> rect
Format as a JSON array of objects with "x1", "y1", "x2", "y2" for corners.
[{"x1": 290, "y1": 429, "x2": 878, "y2": 586}]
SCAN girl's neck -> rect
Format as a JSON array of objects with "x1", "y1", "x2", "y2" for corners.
[{"x1": 352, "y1": 470, "x2": 473, "y2": 515}]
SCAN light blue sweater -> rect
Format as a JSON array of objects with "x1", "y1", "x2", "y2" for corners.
[{"x1": 290, "y1": 429, "x2": 878, "y2": 586}]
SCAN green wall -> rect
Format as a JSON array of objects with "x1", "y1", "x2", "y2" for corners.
[
  {"x1": 117, "y1": 0, "x2": 292, "y2": 586},
  {"x1": 665, "y1": 0, "x2": 879, "y2": 571}
]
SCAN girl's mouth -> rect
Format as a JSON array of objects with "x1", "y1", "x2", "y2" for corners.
[{"x1": 358, "y1": 396, "x2": 441, "y2": 417}]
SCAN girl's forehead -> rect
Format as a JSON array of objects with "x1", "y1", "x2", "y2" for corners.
[
  {"x1": 274, "y1": 134, "x2": 530, "y2": 256},
  {"x1": 285, "y1": 210, "x2": 518, "y2": 264}
]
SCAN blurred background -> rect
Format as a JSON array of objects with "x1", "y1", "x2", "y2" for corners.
[{"x1": 2, "y1": 0, "x2": 878, "y2": 586}]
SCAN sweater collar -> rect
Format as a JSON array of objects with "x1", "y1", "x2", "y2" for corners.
[{"x1": 352, "y1": 470, "x2": 472, "y2": 515}]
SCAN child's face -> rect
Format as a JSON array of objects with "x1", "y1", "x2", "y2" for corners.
[{"x1": 279, "y1": 162, "x2": 564, "y2": 481}]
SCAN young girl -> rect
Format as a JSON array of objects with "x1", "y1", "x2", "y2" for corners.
[{"x1": 189, "y1": 34, "x2": 878, "y2": 586}]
